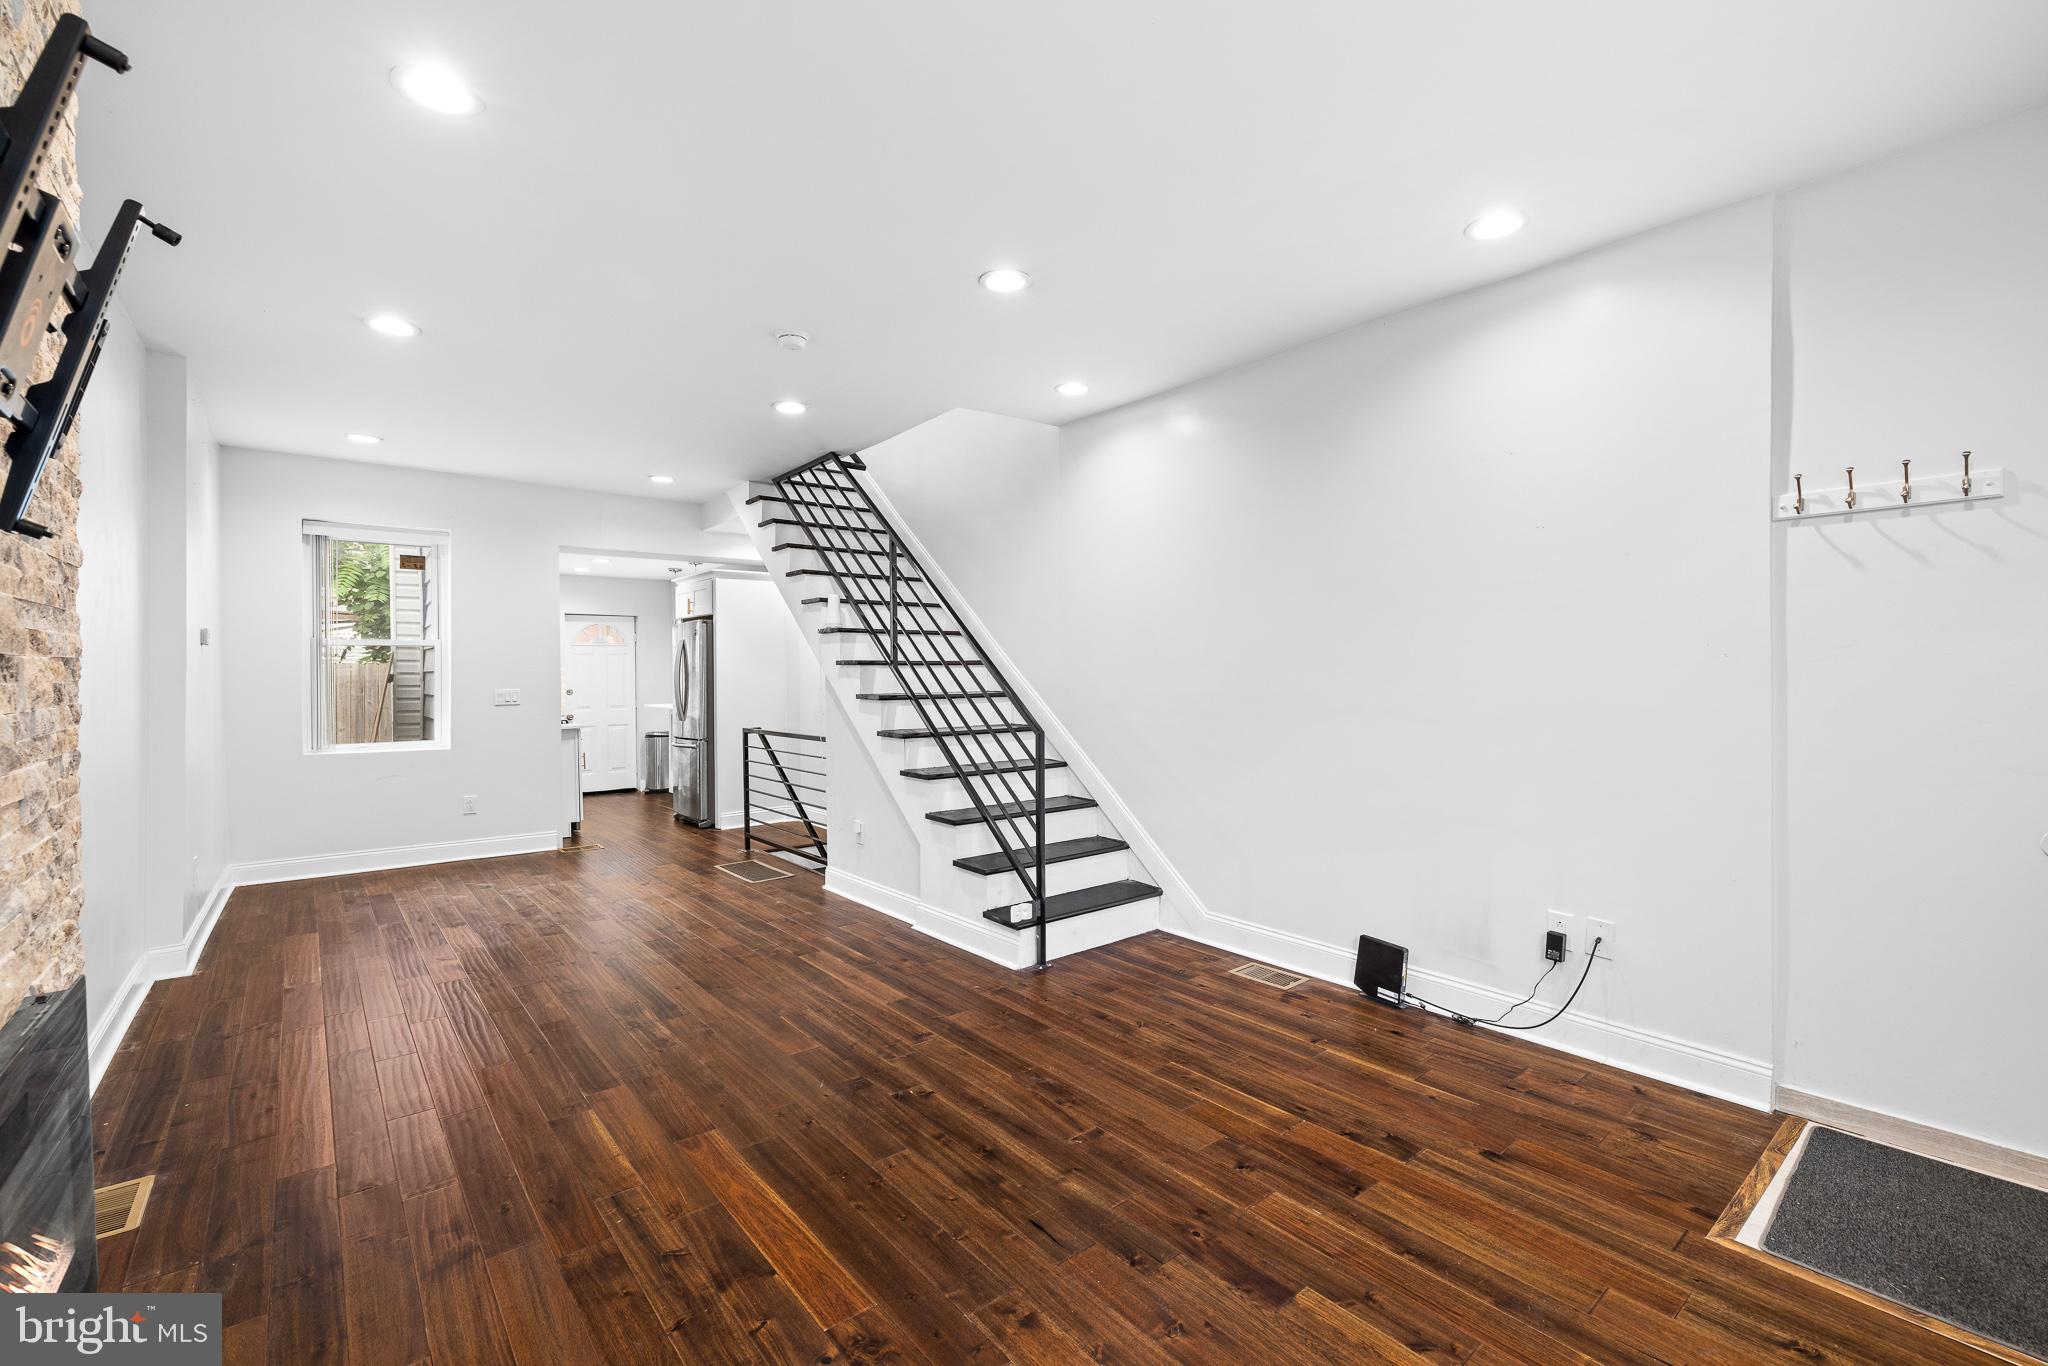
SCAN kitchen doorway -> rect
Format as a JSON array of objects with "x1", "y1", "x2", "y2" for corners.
[{"x1": 563, "y1": 614, "x2": 637, "y2": 792}]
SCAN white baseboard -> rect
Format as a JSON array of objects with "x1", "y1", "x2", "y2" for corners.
[
  {"x1": 824, "y1": 867, "x2": 1030, "y2": 969},
  {"x1": 227, "y1": 830, "x2": 562, "y2": 885},
  {"x1": 717, "y1": 809, "x2": 745, "y2": 830},
  {"x1": 88, "y1": 868, "x2": 236, "y2": 1092},
  {"x1": 88, "y1": 952, "x2": 156, "y2": 1094},
  {"x1": 1167, "y1": 906, "x2": 1775, "y2": 1110},
  {"x1": 1774, "y1": 1085, "x2": 2048, "y2": 1190}
]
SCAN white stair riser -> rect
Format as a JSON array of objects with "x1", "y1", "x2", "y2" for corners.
[
  {"x1": 894, "y1": 735, "x2": 1046, "y2": 768},
  {"x1": 836, "y1": 663, "x2": 1004, "y2": 693},
  {"x1": 978, "y1": 890, "x2": 1159, "y2": 957},
  {"x1": 1046, "y1": 895, "x2": 1158, "y2": 959}
]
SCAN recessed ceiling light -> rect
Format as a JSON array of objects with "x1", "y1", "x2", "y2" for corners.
[
  {"x1": 345, "y1": 432, "x2": 382, "y2": 444},
  {"x1": 366, "y1": 313, "x2": 420, "y2": 338},
  {"x1": 772, "y1": 399, "x2": 808, "y2": 416},
  {"x1": 572, "y1": 566, "x2": 590, "y2": 573},
  {"x1": 391, "y1": 63, "x2": 482, "y2": 116},
  {"x1": 648, "y1": 474, "x2": 674, "y2": 484},
  {"x1": 1054, "y1": 380, "x2": 1089, "y2": 397},
  {"x1": 979, "y1": 268, "x2": 1030, "y2": 294},
  {"x1": 1464, "y1": 209, "x2": 1525, "y2": 241}
]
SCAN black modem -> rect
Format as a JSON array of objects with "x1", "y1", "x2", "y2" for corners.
[{"x1": 1353, "y1": 934, "x2": 1409, "y2": 1008}]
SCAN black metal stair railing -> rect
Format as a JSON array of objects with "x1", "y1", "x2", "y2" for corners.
[
  {"x1": 743, "y1": 728, "x2": 827, "y2": 870},
  {"x1": 762, "y1": 451, "x2": 1053, "y2": 967}
]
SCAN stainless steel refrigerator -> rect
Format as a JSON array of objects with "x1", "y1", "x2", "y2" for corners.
[{"x1": 671, "y1": 615, "x2": 714, "y2": 826}]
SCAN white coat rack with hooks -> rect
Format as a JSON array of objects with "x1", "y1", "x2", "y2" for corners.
[{"x1": 1776, "y1": 451, "x2": 2003, "y2": 523}]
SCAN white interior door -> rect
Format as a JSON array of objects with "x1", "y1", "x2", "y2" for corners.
[{"x1": 562, "y1": 615, "x2": 637, "y2": 792}]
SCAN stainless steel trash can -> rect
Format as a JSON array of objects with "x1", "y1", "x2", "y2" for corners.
[{"x1": 640, "y1": 732, "x2": 671, "y2": 792}]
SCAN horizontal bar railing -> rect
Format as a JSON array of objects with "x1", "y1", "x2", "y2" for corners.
[{"x1": 743, "y1": 728, "x2": 826, "y2": 870}]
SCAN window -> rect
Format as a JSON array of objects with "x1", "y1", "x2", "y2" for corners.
[
  {"x1": 306, "y1": 522, "x2": 448, "y2": 751},
  {"x1": 570, "y1": 621, "x2": 626, "y2": 647}
]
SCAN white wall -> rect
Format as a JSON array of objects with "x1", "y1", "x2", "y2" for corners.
[
  {"x1": 559, "y1": 573, "x2": 677, "y2": 784},
  {"x1": 1776, "y1": 108, "x2": 2048, "y2": 1156},
  {"x1": 819, "y1": 679, "x2": 923, "y2": 892},
  {"x1": 75, "y1": 329, "x2": 229, "y2": 1052},
  {"x1": 217, "y1": 451, "x2": 752, "y2": 875},
  {"x1": 864, "y1": 202, "x2": 1779, "y2": 1100},
  {"x1": 179, "y1": 362, "x2": 227, "y2": 933},
  {"x1": 709, "y1": 574, "x2": 824, "y2": 826},
  {"x1": 78, "y1": 311, "x2": 150, "y2": 1039}
]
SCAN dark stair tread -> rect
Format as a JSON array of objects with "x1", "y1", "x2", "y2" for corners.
[
  {"x1": 789, "y1": 570, "x2": 924, "y2": 581},
  {"x1": 822, "y1": 626, "x2": 960, "y2": 637},
  {"x1": 983, "y1": 879, "x2": 1163, "y2": 929},
  {"x1": 926, "y1": 794, "x2": 1098, "y2": 825},
  {"x1": 772, "y1": 541, "x2": 900, "y2": 555},
  {"x1": 746, "y1": 492, "x2": 884, "y2": 515},
  {"x1": 759, "y1": 517, "x2": 886, "y2": 534},
  {"x1": 877, "y1": 723, "x2": 1033, "y2": 739},
  {"x1": 858, "y1": 689, "x2": 1006, "y2": 701},
  {"x1": 837, "y1": 658, "x2": 992, "y2": 667},
  {"x1": 842, "y1": 597, "x2": 946, "y2": 609},
  {"x1": 799, "y1": 596, "x2": 828, "y2": 605},
  {"x1": 901, "y1": 758, "x2": 1068, "y2": 780},
  {"x1": 955, "y1": 836, "x2": 1129, "y2": 875}
]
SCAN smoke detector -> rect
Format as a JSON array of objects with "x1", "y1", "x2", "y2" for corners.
[{"x1": 775, "y1": 331, "x2": 810, "y2": 352}]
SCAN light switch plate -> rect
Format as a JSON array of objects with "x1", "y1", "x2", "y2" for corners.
[{"x1": 494, "y1": 688, "x2": 520, "y2": 706}]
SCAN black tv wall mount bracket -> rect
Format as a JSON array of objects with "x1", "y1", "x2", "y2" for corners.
[{"x1": 0, "y1": 14, "x2": 178, "y2": 539}]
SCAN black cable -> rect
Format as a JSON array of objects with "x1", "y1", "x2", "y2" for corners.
[
  {"x1": 1405, "y1": 937, "x2": 1601, "y2": 1031},
  {"x1": 1486, "y1": 937, "x2": 1601, "y2": 1029},
  {"x1": 1409, "y1": 959, "x2": 1554, "y2": 1024}
]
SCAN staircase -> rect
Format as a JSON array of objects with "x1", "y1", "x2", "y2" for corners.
[{"x1": 741, "y1": 451, "x2": 1160, "y2": 967}]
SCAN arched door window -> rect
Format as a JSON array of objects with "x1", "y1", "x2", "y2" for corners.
[{"x1": 572, "y1": 622, "x2": 627, "y2": 647}]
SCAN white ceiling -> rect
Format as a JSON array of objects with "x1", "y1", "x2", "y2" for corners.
[
  {"x1": 77, "y1": 1, "x2": 2048, "y2": 502},
  {"x1": 559, "y1": 551, "x2": 731, "y2": 581}
]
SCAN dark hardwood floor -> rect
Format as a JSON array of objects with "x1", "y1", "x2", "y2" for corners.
[{"x1": 90, "y1": 792, "x2": 1992, "y2": 1364}]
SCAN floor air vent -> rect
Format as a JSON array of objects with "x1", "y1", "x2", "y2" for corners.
[
  {"x1": 717, "y1": 860, "x2": 795, "y2": 883},
  {"x1": 1230, "y1": 962, "x2": 1307, "y2": 990},
  {"x1": 95, "y1": 1174, "x2": 154, "y2": 1240}
]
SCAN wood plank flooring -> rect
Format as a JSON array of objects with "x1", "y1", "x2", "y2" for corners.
[{"x1": 89, "y1": 792, "x2": 1996, "y2": 1363}]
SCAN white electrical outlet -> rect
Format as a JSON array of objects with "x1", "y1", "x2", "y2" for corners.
[
  {"x1": 854, "y1": 819, "x2": 865, "y2": 846},
  {"x1": 494, "y1": 688, "x2": 521, "y2": 706},
  {"x1": 1545, "y1": 911, "x2": 1577, "y2": 957},
  {"x1": 1587, "y1": 917, "x2": 1618, "y2": 959},
  {"x1": 461, "y1": 795, "x2": 478, "y2": 814}
]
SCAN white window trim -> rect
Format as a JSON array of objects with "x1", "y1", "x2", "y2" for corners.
[{"x1": 303, "y1": 520, "x2": 452, "y2": 756}]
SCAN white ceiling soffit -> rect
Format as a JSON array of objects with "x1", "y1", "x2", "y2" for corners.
[
  {"x1": 76, "y1": 1, "x2": 2048, "y2": 500},
  {"x1": 558, "y1": 549, "x2": 760, "y2": 581}
]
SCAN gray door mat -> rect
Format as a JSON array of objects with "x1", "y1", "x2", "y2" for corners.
[{"x1": 1760, "y1": 1126, "x2": 2048, "y2": 1359}]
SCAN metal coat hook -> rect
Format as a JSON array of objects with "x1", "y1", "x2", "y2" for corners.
[
  {"x1": 1961, "y1": 450, "x2": 1972, "y2": 497},
  {"x1": 1792, "y1": 474, "x2": 1804, "y2": 515},
  {"x1": 1844, "y1": 466, "x2": 1856, "y2": 510},
  {"x1": 1900, "y1": 459, "x2": 1912, "y2": 504}
]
